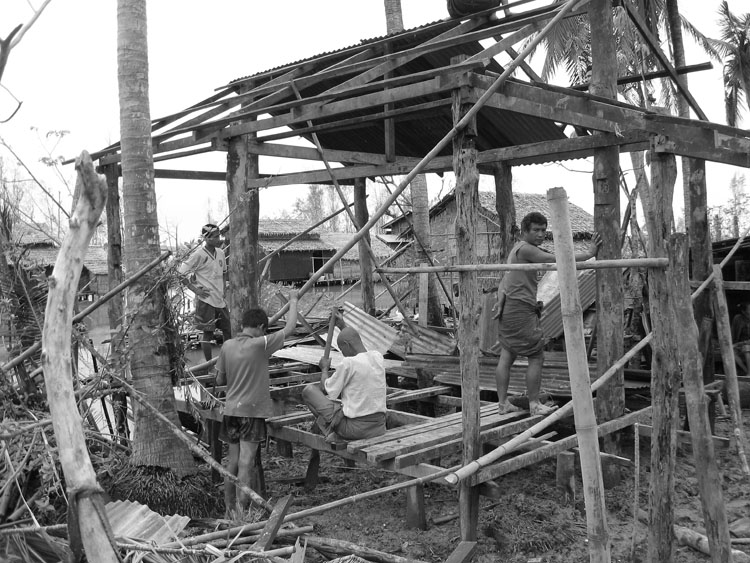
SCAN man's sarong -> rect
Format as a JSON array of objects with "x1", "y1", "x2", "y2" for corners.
[{"x1": 496, "y1": 298, "x2": 544, "y2": 357}]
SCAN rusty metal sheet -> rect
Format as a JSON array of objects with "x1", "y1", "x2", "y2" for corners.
[
  {"x1": 342, "y1": 302, "x2": 456, "y2": 358},
  {"x1": 272, "y1": 345, "x2": 403, "y2": 372},
  {"x1": 539, "y1": 269, "x2": 597, "y2": 341},
  {"x1": 106, "y1": 499, "x2": 190, "y2": 545}
]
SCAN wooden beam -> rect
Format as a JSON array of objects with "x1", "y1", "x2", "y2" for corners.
[{"x1": 153, "y1": 169, "x2": 225, "y2": 181}]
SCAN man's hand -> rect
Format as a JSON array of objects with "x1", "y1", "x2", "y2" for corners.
[
  {"x1": 192, "y1": 284, "x2": 210, "y2": 300},
  {"x1": 589, "y1": 232, "x2": 603, "y2": 258}
]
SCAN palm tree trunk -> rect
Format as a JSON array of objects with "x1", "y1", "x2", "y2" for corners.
[
  {"x1": 383, "y1": 0, "x2": 444, "y2": 326},
  {"x1": 117, "y1": 0, "x2": 195, "y2": 476}
]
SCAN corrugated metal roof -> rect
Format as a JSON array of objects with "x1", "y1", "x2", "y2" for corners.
[
  {"x1": 272, "y1": 344, "x2": 404, "y2": 371},
  {"x1": 342, "y1": 302, "x2": 456, "y2": 357},
  {"x1": 222, "y1": 8, "x2": 567, "y2": 162},
  {"x1": 106, "y1": 499, "x2": 190, "y2": 545}
]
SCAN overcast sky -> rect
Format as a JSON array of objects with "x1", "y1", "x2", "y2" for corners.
[{"x1": 0, "y1": 1, "x2": 745, "y2": 243}]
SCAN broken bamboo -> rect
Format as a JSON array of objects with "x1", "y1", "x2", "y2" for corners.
[
  {"x1": 548, "y1": 187, "x2": 609, "y2": 562},
  {"x1": 377, "y1": 257, "x2": 668, "y2": 274},
  {"x1": 41, "y1": 151, "x2": 118, "y2": 563}
]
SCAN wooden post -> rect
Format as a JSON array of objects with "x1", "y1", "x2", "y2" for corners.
[
  {"x1": 644, "y1": 147, "x2": 680, "y2": 563},
  {"x1": 405, "y1": 484, "x2": 427, "y2": 530},
  {"x1": 669, "y1": 234, "x2": 732, "y2": 563},
  {"x1": 589, "y1": 0, "x2": 624, "y2": 485},
  {"x1": 492, "y1": 161, "x2": 515, "y2": 263},
  {"x1": 42, "y1": 152, "x2": 118, "y2": 563},
  {"x1": 101, "y1": 162, "x2": 128, "y2": 442},
  {"x1": 227, "y1": 131, "x2": 260, "y2": 322},
  {"x1": 548, "y1": 187, "x2": 610, "y2": 563},
  {"x1": 419, "y1": 265, "x2": 429, "y2": 327},
  {"x1": 354, "y1": 177, "x2": 375, "y2": 314},
  {"x1": 452, "y1": 55, "x2": 481, "y2": 541},
  {"x1": 688, "y1": 159, "x2": 715, "y2": 413},
  {"x1": 556, "y1": 451, "x2": 576, "y2": 504},
  {"x1": 711, "y1": 265, "x2": 750, "y2": 475}
]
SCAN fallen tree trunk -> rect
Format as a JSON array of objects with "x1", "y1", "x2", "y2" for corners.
[{"x1": 41, "y1": 151, "x2": 118, "y2": 562}]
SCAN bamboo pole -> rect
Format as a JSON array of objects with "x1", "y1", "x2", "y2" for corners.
[
  {"x1": 1, "y1": 250, "x2": 170, "y2": 374},
  {"x1": 547, "y1": 187, "x2": 609, "y2": 562},
  {"x1": 268, "y1": 0, "x2": 586, "y2": 327},
  {"x1": 711, "y1": 264, "x2": 750, "y2": 475},
  {"x1": 173, "y1": 463, "x2": 461, "y2": 548},
  {"x1": 446, "y1": 233, "x2": 749, "y2": 485},
  {"x1": 302, "y1": 535, "x2": 430, "y2": 563},
  {"x1": 377, "y1": 257, "x2": 668, "y2": 274},
  {"x1": 669, "y1": 235, "x2": 732, "y2": 563},
  {"x1": 41, "y1": 151, "x2": 119, "y2": 562}
]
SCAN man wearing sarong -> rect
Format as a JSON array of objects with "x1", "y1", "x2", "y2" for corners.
[{"x1": 495, "y1": 212, "x2": 601, "y2": 416}]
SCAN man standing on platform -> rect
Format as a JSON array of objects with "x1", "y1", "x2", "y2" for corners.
[
  {"x1": 179, "y1": 223, "x2": 231, "y2": 361},
  {"x1": 217, "y1": 291, "x2": 298, "y2": 515},
  {"x1": 495, "y1": 212, "x2": 601, "y2": 416}
]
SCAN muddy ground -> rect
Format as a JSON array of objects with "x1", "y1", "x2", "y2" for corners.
[{"x1": 180, "y1": 409, "x2": 750, "y2": 563}]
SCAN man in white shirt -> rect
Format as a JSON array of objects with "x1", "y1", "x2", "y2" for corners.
[
  {"x1": 302, "y1": 326, "x2": 387, "y2": 443},
  {"x1": 179, "y1": 224, "x2": 231, "y2": 361}
]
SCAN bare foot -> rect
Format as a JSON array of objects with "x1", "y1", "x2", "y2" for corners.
[
  {"x1": 498, "y1": 401, "x2": 521, "y2": 415},
  {"x1": 529, "y1": 402, "x2": 558, "y2": 416}
]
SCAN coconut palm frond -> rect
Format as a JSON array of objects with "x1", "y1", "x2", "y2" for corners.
[
  {"x1": 724, "y1": 81, "x2": 741, "y2": 127},
  {"x1": 680, "y1": 15, "x2": 722, "y2": 61}
]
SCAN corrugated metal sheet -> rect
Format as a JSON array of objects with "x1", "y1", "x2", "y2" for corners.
[
  {"x1": 106, "y1": 499, "x2": 190, "y2": 544},
  {"x1": 272, "y1": 345, "x2": 404, "y2": 372},
  {"x1": 539, "y1": 268, "x2": 597, "y2": 340},
  {"x1": 342, "y1": 302, "x2": 456, "y2": 357}
]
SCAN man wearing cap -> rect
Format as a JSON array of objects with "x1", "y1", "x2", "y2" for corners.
[
  {"x1": 301, "y1": 326, "x2": 387, "y2": 443},
  {"x1": 179, "y1": 224, "x2": 232, "y2": 361}
]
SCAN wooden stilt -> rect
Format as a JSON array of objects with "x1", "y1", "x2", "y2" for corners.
[
  {"x1": 644, "y1": 148, "x2": 679, "y2": 563},
  {"x1": 711, "y1": 265, "x2": 750, "y2": 475},
  {"x1": 405, "y1": 484, "x2": 427, "y2": 530},
  {"x1": 452, "y1": 54, "x2": 481, "y2": 542},
  {"x1": 669, "y1": 235, "x2": 732, "y2": 562},
  {"x1": 556, "y1": 451, "x2": 576, "y2": 505}
]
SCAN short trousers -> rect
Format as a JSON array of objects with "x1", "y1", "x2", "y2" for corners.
[
  {"x1": 194, "y1": 300, "x2": 231, "y2": 336},
  {"x1": 219, "y1": 416, "x2": 266, "y2": 444}
]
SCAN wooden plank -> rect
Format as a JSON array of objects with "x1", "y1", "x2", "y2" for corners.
[
  {"x1": 385, "y1": 385, "x2": 453, "y2": 405},
  {"x1": 266, "y1": 411, "x2": 315, "y2": 428},
  {"x1": 444, "y1": 541, "x2": 477, "y2": 563},
  {"x1": 392, "y1": 415, "x2": 543, "y2": 469},
  {"x1": 345, "y1": 403, "x2": 503, "y2": 453},
  {"x1": 250, "y1": 495, "x2": 294, "y2": 551},
  {"x1": 267, "y1": 425, "x2": 360, "y2": 459}
]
